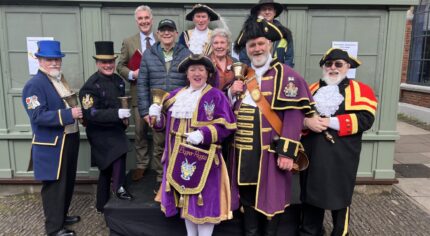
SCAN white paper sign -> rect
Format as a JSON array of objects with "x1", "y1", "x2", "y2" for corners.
[
  {"x1": 331, "y1": 41, "x2": 358, "y2": 78},
  {"x1": 27, "y1": 37, "x2": 54, "y2": 75}
]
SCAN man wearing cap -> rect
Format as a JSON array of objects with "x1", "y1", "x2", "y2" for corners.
[
  {"x1": 239, "y1": 0, "x2": 295, "y2": 68},
  {"x1": 117, "y1": 5, "x2": 156, "y2": 182},
  {"x1": 80, "y1": 41, "x2": 133, "y2": 213},
  {"x1": 299, "y1": 48, "x2": 378, "y2": 236},
  {"x1": 229, "y1": 16, "x2": 314, "y2": 235},
  {"x1": 178, "y1": 4, "x2": 220, "y2": 55},
  {"x1": 137, "y1": 19, "x2": 191, "y2": 200},
  {"x1": 22, "y1": 40, "x2": 82, "y2": 236}
]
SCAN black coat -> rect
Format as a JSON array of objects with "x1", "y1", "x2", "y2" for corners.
[
  {"x1": 300, "y1": 78, "x2": 376, "y2": 210},
  {"x1": 79, "y1": 72, "x2": 129, "y2": 170}
]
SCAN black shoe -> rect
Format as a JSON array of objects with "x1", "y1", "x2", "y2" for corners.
[
  {"x1": 49, "y1": 228, "x2": 75, "y2": 236},
  {"x1": 116, "y1": 186, "x2": 133, "y2": 200},
  {"x1": 64, "y1": 215, "x2": 80, "y2": 225}
]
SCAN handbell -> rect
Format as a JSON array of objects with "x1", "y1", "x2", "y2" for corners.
[
  {"x1": 62, "y1": 92, "x2": 83, "y2": 124},
  {"x1": 272, "y1": 135, "x2": 309, "y2": 173},
  {"x1": 231, "y1": 62, "x2": 248, "y2": 82},
  {"x1": 118, "y1": 96, "x2": 132, "y2": 126},
  {"x1": 150, "y1": 88, "x2": 169, "y2": 127},
  {"x1": 62, "y1": 93, "x2": 79, "y2": 107},
  {"x1": 292, "y1": 150, "x2": 309, "y2": 173}
]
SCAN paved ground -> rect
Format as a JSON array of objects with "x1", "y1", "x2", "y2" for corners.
[
  {"x1": 394, "y1": 121, "x2": 430, "y2": 213},
  {"x1": 1, "y1": 121, "x2": 430, "y2": 235}
]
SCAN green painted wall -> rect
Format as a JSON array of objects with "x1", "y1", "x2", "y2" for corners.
[{"x1": 0, "y1": 0, "x2": 418, "y2": 181}]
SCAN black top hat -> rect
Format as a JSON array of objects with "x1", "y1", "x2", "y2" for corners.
[
  {"x1": 234, "y1": 15, "x2": 283, "y2": 52},
  {"x1": 178, "y1": 54, "x2": 215, "y2": 74},
  {"x1": 93, "y1": 41, "x2": 117, "y2": 60},
  {"x1": 158, "y1": 19, "x2": 177, "y2": 31},
  {"x1": 250, "y1": 0, "x2": 284, "y2": 18},
  {"x1": 185, "y1": 4, "x2": 220, "y2": 21},
  {"x1": 319, "y1": 48, "x2": 361, "y2": 69}
]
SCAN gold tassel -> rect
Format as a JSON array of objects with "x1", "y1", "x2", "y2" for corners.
[
  {"x1": 178, "y1": 195, "x2": 184, "y2": 208},
  {"x1": 165, "y1": 183, "x2": 171, "y2": 192},
  {"x1": 197, "y1": 193, "x2": 204, "y2": 206}
]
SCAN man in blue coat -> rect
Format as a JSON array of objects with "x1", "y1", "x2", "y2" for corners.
[{"x1": 22, "y1": 40, "x2": 83, "y2": 236}]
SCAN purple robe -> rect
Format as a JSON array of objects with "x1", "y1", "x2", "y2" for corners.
[
  {"x1": 155, "y1": 85, "x2": 236, "y2": 224},
  {"x1": 230, "y1": 59, "x2": 314, "y2": 216}
]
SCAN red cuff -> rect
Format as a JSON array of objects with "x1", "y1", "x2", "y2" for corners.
[{"x1": 337, "y1": 114, "x2": 358, "y2": 136}]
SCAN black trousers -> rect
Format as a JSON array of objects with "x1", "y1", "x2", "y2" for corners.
[
  {"x1": 239, "y1": 186, "x2": 281, "y2": 236},
  {"x1": 41, "y1": 132, "x2": 79, "y2": 234},
  {"x1": 96, "y1": 154, "x2": 126, "y2": 212},
  {"x1": 299, "y1": 203, "x2": 350, "y2": 236}
]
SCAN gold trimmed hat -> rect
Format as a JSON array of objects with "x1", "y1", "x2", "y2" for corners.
[
  {"x1": 234, "y1": 15, "x2": 283, "y2": 52},
  {"x1": 250, "y1": 0, "x2": 284, "y2": 18},
  {"x1": 178, "y1": 54, "x2": 215, "y2": 74},
  {"x1": 319, "y1": 48, "x2": 361, "y2": 68},
  {"x1": 93, "y1": 41, "x2": 118, "y2": 60},
  {"x1": 185, "y1": 4, "x2": 220, "y2": 21}
]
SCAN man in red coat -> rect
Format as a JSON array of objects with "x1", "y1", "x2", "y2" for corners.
[{"x1": 300, "y1": 48, "x2": 378, "y2": 236}]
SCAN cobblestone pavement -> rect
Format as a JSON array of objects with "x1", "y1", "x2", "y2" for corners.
[{"x1": 1, "y1": 187, "x2": 430, "y2": 235}]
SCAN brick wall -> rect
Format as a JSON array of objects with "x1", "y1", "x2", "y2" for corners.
[
  {"x1": 399, "y1": 13, "x2": 430, "y2": 109},
  {"x1": 401, "y1": 19, "x2": 412, "y2": 83},
  {"x1": 400, "y1": 90, "x2": 430, "y2": 108}
]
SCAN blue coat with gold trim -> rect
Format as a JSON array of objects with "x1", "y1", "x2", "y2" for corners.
[
  {"x1": 300, "y1": 78, "x2": 377, "y2": 210},
  {"x1": 22, "y1": 70, "x2": 75, "y2": 181}
]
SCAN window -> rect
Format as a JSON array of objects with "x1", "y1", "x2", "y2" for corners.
[{"x1": 408, "y1": 0, "x2": 430, "y2": 86}]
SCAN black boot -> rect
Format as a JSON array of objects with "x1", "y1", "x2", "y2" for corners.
[
  {"x1": 243, "y1": 206, "x2": 260, "y2": 236},
  {"x1": 116, "y1": 186, "x2": 133, "y2": 200},
  {"x1": 264, "y1": 214, "x2": 280, "y2": 236}
]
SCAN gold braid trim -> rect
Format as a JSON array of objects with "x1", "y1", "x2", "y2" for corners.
[
  {"x1": 166, "y1": 143, "x2": 216, "y2": 195},
  {"x1": 181, "y1": 195, "x2": 232, "y2": 224},
  {"x1": 191, "y1": 85, "x2": 237, "y2": 130},
  {"x1": 207, "y1": 125, "x2": 218, "y2": 143}
]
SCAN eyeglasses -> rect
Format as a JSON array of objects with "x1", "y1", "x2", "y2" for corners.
[{"x1": 324, "y1": 61, "x2": 346, "y2": 68}]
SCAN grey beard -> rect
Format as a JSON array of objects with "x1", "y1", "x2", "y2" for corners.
[
  {"x1": 48, "y1": 70, "x2": 62, "y2": 81},
  {"x1": 321, "y1": 71, "x2": 347, "y2": 85}
]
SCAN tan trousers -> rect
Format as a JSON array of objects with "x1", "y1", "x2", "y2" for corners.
[
  {"x1": 152, "y1": 129, "x2": 165, "y2": 182},
  {"x1": 133, "y1": 106, "x2": 164, "y2": 182},
  {"x1": 133, "y1": 106, "x2": 150, "y2": 170}
]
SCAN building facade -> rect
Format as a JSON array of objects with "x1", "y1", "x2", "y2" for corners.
[
  {"x1": 400, "y1": 1, "x2": 430, "y2": 123},
  {"x1": 0, "y1": 0, "x2": 417, "y2": 183}
]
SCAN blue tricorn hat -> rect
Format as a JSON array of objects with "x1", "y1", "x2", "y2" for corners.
[{"x1": 35, "y1": 40, "x2": 65, "y2": 58}]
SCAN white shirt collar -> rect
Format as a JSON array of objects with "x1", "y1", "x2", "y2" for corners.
[{"x1": 140, "y1": 32, "x2": 155, "y2": 52}]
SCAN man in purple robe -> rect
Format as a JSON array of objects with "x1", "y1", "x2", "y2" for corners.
[{"x1": 229, "y1": 16, "x2": 314, "y2": 235}]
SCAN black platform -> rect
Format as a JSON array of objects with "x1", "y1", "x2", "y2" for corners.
[{"x1": 104, "y1": 170, "x2": 301, "y2": 236}]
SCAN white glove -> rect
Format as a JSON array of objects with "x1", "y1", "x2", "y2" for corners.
[
  {"x1": 185, "y1": 130, "x2": 204, "y2": 145},
  {"x1": 149, "y1": 104, "x2": 162, "y2": 122},
  {"x1": 118, "y1": 108, "x2": 131, "y2": 119}
]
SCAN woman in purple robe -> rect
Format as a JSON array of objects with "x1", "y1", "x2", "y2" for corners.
[{"x1": 148, "y1": 54, "x2": 236, "y2": 236}]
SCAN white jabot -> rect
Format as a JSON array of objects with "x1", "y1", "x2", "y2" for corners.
[
  {"x1": 188, "y1": 28, "x2": 209, "y2": 54},
  {"x1": 170, "y1": 84, "x2": 207, "y2": 119},
  {"x1": 314, "y1": 85, "x2": 344, "y2": 117}
]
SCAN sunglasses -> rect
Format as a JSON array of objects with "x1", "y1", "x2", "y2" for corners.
[{"x1": 324, "y1": 61, "x2": 346, "y2": 68}]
